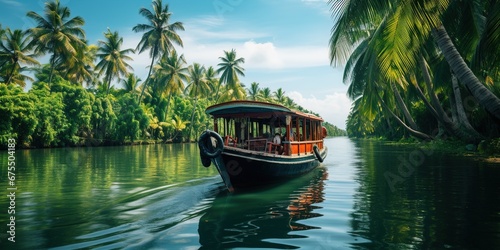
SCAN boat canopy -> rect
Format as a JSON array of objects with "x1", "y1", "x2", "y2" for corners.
[{"x1": 206, "y1": 100, "x2": 323, "y2": 121}]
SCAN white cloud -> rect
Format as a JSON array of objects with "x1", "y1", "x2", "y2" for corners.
[{"x1": 288, "y1": 91, "x2": 351, "y2": 130}]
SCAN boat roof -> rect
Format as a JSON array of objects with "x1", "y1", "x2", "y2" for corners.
[{"x1": 206, "y1": 100, "x2": 323, "y2": 121}]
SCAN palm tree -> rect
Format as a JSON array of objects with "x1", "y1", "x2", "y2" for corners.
[
  {"x1": 284, "y1": 97, "x2": 297, "y2": 109},
  {"x1": 133, "y1": 0, "x2": 184, "y2": 103},
  {"x1": 65, "y1": 43, "x2": 97, "y2": 86},
  {"x1": 260, "y1": 87, "x2": 273, "y2": 102},
  {"x1": 121, "y1": 74, "x2": 142, "y2": 94},
  {"x1": 273, "y1": 88, "x2": 286, "y2": 103},
  {"x1": 217, "y1": 49, "x2": 245, "y2": 100},
  {"x1": 154, "y1": 50, "x2": 189, "y2": 119},
  {"x1": 329, "y1": 0, "x2": 500, "y2": 121},
  {"x1": 185, "y1": 63, "x2": 211, "y2": 140},
  {"x1": 27, "y1": 0, "x2": 85, "y2": 85},
  {"x1": 169, "y1": 114, "x2": 190, "y2": 142},
  {"x1": 0, "y1": 24, "x2": 8, "y2": 69},
  {"x1": 95, "y1": 29, "x2": 134, "y2": 95},
  {"x1": 0, "y1": 28, "x2": 39, "y2": 86},
  {"x1": 247, "y1": 82, "x2": 262, "y2": 101},
  {"x1": 205, "y1": 66, "x2": 220, "y2": 104}
]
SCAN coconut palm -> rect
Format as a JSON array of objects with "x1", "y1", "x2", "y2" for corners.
[
  {"x1": 95, "y1": 29, "x2": 134, "y2": 95},
  {"x1": 133, "y1": 0, "x2": 184, "y2": 103},
  {"x1": 217, "y1": 49, "x2": 245, "y2": 99},
  {"x1": 204, "y1": 66, "x2": 220, "y2": 104},
  {"x1": 185, "y1": 63, "x2": 211, "y2": 140},
  {"x1": 0, "y1": 28, "x2": 39, "y2": 86},
  {"x1": 247, "y1": 82, "x2": 262, "y2": 101},
  {"x1": 121, "y1": 74, "x2": 142, "y2": 94},
  {"x1": 260, "y1": 87, "x2": 273, "y2": 103},
  {"x1": 273, "y1": 88, "x2": 286, "y2": 103},
  {"x1": 329, "y1": 0, "x2": 500, "y2": 121},
  {"x1": 154, "y1": 50, "x2": 189, "y2": 119},
  {"x1": 65, "y1": 43, "x2": 97, "y2": 86},
  {"x1": 26, "y1": 0, "x2": 85, "y2": 85}
]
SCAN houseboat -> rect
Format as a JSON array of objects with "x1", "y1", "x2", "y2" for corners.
[{"x1": 198, "y1": 100, "x2": 328, "y2": 192}]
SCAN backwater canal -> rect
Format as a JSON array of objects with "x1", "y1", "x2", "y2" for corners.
[{"x1": 0, "y1": 137, "x2": 499, "y2": 249}]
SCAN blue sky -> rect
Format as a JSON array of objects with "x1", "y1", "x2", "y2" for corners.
[{"x1": 1, "y1": 0, "x2": 350, "y2": 129}]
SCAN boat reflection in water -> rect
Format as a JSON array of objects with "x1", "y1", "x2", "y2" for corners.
[{"x1": 198, "y1": 166, "x2": 328, "y2": 249}]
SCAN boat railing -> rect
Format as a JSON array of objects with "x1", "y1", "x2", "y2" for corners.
[
  {"x1": 246, "y1": 138, "x2": 268, "y2": 151},
  {"x1": 286, "y1": 140, "x2": 324, "y2": 156},
  {"x1": 227, "y1": 137, "x2": 324, "y2": 157}
]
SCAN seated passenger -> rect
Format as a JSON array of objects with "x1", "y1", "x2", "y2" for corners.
[{"x1": 272, "y1": 133, "x2": 283, "y2": 154}]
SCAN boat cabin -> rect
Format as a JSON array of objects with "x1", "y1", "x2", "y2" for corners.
[{"x1": 206, "y1": 100, "x2": 326, "y2": 156}]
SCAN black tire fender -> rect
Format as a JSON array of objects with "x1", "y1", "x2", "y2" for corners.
[
  {"x1": 198, "y1": 130, "x2": 224, "y2": 158},
  {"x1": 313, "y1": 144, "x2": 324, "y2": 163}
]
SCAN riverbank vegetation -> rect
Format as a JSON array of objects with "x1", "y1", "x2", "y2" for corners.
[
  {"x1": 330, "y1": 0, "x2": 500, "y2": 154},
  {"x1": 0, "y1": 0, "x2": 345, "y2": 149}
]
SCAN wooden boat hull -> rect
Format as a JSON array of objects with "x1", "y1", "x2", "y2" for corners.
[{"x1": 214, "y1": 146, "x2": 328, "y2": 188}]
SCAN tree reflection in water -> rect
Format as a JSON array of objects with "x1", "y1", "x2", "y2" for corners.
[{"x1": 198, "y1": 167, "x2": 328, "y2": 249}]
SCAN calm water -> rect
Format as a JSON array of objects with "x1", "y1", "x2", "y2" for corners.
[{"x1": 1, "y1": 137, "x2": 499, "y2": 249}]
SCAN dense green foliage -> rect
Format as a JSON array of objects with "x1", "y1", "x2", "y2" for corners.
[
  {"x1": 330, "y1": 0, "x2": 500, "y2": 144},
  {"x1": 0, "y1": 0, "x2": 345, "y2": 148}
]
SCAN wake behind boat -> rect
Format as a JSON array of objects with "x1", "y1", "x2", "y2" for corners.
[{"x1": 198, "y1": 100, "x2": 328, "y2": 192}]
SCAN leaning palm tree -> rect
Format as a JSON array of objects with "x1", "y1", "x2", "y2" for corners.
[
  {"x1": 217, "y1": 49, "x2": 245, "y2": 100},
  {"x1": 133, "y1": 0, "x2": 184, "y2": 103},
  {"x1": 329, "y1": 0, "x2": 500, "y2": 121},
  {"x1": 95, "y1": 29, "x2": 134, "y2": 95},
  {"x1": 26, "y1": 0, "x2": 85, "y2": 85},
  {"x1": 0, "y1": 28, "x2": 39, "y2": 86},
  {"x1": 154, "y1": 50, "x2": 189, "y2": 119},
  {"x1": 185, "y1": 63, "x2": 211, "y2": 141}
]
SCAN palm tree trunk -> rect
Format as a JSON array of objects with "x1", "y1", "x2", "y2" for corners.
[
  {"x1": 392, "y1": 80, "x2": 419, "y2": 130},
  {"x1": 138, "y1": 46, "x2": 158, "y2": 103},
  {"x1": 450, "y1": 73, "x2": 484, "y2": 138},
  {"x1": 189, "y1": 97, "x2": 198, "y2": 142},
  {"x1": 419, "y1": 54, "x2": 483, "y2": 143},
  {"x1": 411, "y1": 79, "x2": 440, "y2": 119},
  {"x1": 165, "y1": 93, "x2": 172, "y2": 122},
  {"x1": 5, "y1": 59, "x2": 17, "y2": 85},
  {"x1": 377, "y1": 91, "x2": 434, "y2": 141},
  {"x1": 48, "y1": 52, "x2": 57, "y2": 86},
  {"x1": 432, "y1": 24, "x2": 500, "y2": 121},
  {"x1": 106, "y1": 74, "x2": 113, "y2": 95}
]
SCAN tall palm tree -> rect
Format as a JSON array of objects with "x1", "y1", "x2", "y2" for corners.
[
  {"x1": 205, "y1": 66, "x2": 220, "y2": 104},
  {"x1": 27, "y1": 0, "x2": 85, "y2": 85},
  {"x1": 217, "y1": 49, "x2": 245, "y2": 99},
  {"x1": 154, "y1": 50, "x2": 189, "y2": 119},
  {"x1": 133, "y1": 0, "x2": 184, "y2": 103},
  {"x1": 185, "y1": 63, "x2": 210, "y2": 140},
  {"x1": 0, "y1": 28, "x2": 39, "y2": 86},
  {"x1": 95, "y1": 29, "x2": 134, "y2": 95}
]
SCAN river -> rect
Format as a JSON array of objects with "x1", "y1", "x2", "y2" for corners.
[{"x1": 0, "y1": 137, "x2": 499, "y2": 249}]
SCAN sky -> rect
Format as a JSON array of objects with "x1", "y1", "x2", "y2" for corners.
[{"x1": 1, "y1": 0, "x2": 351, "y2": 129}]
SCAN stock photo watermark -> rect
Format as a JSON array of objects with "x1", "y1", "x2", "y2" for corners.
[
  {"x1": 6, "y1": 138, "x2": 16, "y2": 243},
  {"x1": 213, "y1": 0, "x2": 243, "y2": 18}
]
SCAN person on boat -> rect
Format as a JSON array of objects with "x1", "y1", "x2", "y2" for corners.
[{"x1": 272, "y1": 133, "x2": 283, "y2": 154}]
